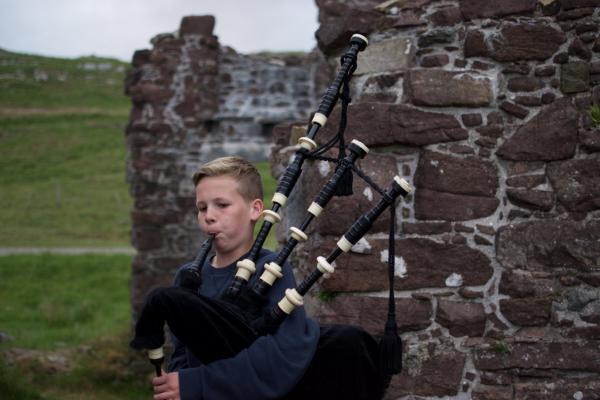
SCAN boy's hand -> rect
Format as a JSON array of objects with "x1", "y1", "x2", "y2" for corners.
[{"x1": 153, "y1": 370, "x2": 180, "y2": 400}]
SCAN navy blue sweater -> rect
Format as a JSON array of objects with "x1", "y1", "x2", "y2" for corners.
[{"x1": 169, "y1": 249, "x2": 320, "y2": 400}]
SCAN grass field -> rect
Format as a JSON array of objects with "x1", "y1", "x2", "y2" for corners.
[
  {"x1": 0, "y1": 254, "x2": 150, "y2": 400},
  {"x1": 0, "y1": 113, "x2": 132, "y2": 247},
  {"x1": 0, "y1": 48, "x2": 132, "y2": 247}
]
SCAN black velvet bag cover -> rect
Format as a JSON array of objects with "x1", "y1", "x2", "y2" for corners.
[
  {"x1": 130, "y1": 286, "x2": 257, "y2": 364},
  {"x1": 284, "y1": 325, "x2": 386, "y2": 400}
]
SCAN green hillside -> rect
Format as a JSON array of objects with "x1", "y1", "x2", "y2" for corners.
[
  {"x1": 0, "y1": 48, "x2": 132, "y2": 247},
  {"x1": 0, "y1": 48, "x2": 130, "y2": 111}
]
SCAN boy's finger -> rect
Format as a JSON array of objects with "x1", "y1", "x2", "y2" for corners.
[
  {"x1": 154, "y1": 391, "x2": 175, "y2": 400},
  {"x1": 152, "y1": 376, "x2": 167, "y2": 385}
]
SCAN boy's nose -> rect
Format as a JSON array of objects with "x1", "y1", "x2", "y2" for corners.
[{"x1": 204, "y1": 207, "x2": 216, "y2": 224}]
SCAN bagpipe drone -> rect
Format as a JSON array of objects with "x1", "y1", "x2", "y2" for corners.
[{"x1": 130, "y1": 34, "x2": 412, "y2": 395}]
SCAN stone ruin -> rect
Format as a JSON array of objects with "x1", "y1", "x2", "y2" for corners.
[
  {"x1": 124, "y1": 15, "x2": 322, "y2": 314},
  {"x1": 125, "y1": 2, "x2": 600, "y2": 399}
]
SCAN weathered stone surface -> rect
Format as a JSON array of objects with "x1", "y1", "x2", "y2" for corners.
[
  {"x1": 459, "y1": 288, "x2": 484, "y2": 299},
  {"x1": 421, "y1": 53, "x2": 449, "y2": 67},
  {"x1": 414, "y1": 151, "x2": 499, "y2": 220},
  {"x1": 415, "y1": 151, "x2": 498, "y2": 197},
  {"x1": 472, "y1": 60, "x2": 493, "y2": 71},
  {"x1": 436, "y1": 300, "x2": 486, "y2": 337},
  {"x1": 406, "y1": 69, "x2": 493, "y2": 107},
  {"x1": 355, "y1": 37, "x2": 414, "y2": 75},
  {"x1": 132, "y1": 226, "x2": 163, "y2": 250},
  {"x1": 534, "y1": 64, "x2": 556, "y2": 77},
  {"x1": 547, "y1": 158, "x2": 600, "y2": 212},
  {"x1": 179, "y1": 15, "x2": 215, "y2": 37},
  {"x1": 561, "y1": 61, "x2": 591, "y2": 93},
  {"x1": 472, "y1": 384, "x2": 513, "y2": 400},
  {"x1": 566, "y1": 326, "x2": 600, "y2": 339},
  {"x1": 455, "y1": 58, "x2": 468, "y2": 68},
  {"x1": 321, "y1": 103, "x2": 468, "y2": 147},
  {"x1": 448, "y1": 144, "x2": 475, "y2": 154},
  {"x1": 579, "y1": 273, "x2": 600, "y2": 287},
  {"x1": 459, "y1": 0, "x2": 536, "y2": 20},
  {"x1": 554, "y1": 51, "x2": 569, "y2": 64},
  {"x1": 415, "y1": 188, "x2": 499, "y2": 220},
  {"x1": 564, "y1": 286, "x2": 600, "y2": 311},
  {"x1": 464, "y1": 30, "x2": 489, "y2": 57},
  {"x1": 474, "y1": 341, "x2": 600, "y2": 372},
  {"x1": 580, "y1": 31, "x2": 598, "y2": 43},
  {"x1": 418, "y1": 28, "x2": 456, "y2": 47},
  {"x1": 557, "y1": 7, "x2": 596, "y2": 20},
  {"x1": 569, "y1": 37, "x2": 593, "y2": 60},
  {"x1": 131, "y1": 49, "x2": 152, "y2": 67},
  {"x1": 128, "y1": 83, "x2": 174, "y2": 104},
  {"x1": 462, "y1": 113, "x2": 483, "y2": 126},
  {"x1": 506, "y1": 188, "x2": 555, "y2": 211},
  {"x1": 310, "y1": 295, "x2": 432, "y2": 335},
  {"x1": 514, "y1": 379, "x2": 600, "y2": 400},
  {"x1": 428, "y1": 6, "x2": 463, "y2": 26},
  {"x1": 581, "y1": 300, "x2": 600, "y2": 324},
  {"x1": 489, "y1": 22, "x2": 566, "y2": 61},
  {"x1": 561, "y1": 0, "x2": 600, "y2": 9},
  {"x1": 541, "y1": 92, "x2": 556, "y2": 104},
  {"x1": 364, "y1": 72, "x2": 402, "y2": 89},
  {"x1": 477, "y1": 123, "x2": 504, "y2": 138},
  {"x1": 403, "y1": 221, "x2": 452, "y2": 235},
  {"x1": 507, "y1": 77, "x2": 545, "y2": 92},
  {"x1": 503, "y1": 62, "x2": 531, "y2": 75},
  {"x1": 496, "y1": 219, "x2": 600, "y2": 272},
  {"x1": 515, "y1": 95, "x2": 542, "y2": 106},
  {"x1": 500, "y1": 270, "x2": 557, "y2": 298},
  {"x1": 500, "y1": 298, "x2": 551, "y2": 326},
  {"x1": 389, "y1": 348, "x2": 466, "y2": 397},
  {"x1": 310, "y1": 237, "x2": 492, "y2": 292},
  {"x1": 580, "y1": 128, "x2": 600, "y2": 151},
  {"x1": 500, "y1": 101, "x2": 529, "y2": 119},
  {"x1": 497, "y1": 98, "x2": 578, "y2": 161},
  {"x1": 314, "y1": 0, "x2": 382, "y2": 55},
  {"x1": 506, "y1": 175, "x2": 546, "y2": 189},
  {"x1": 314, "y1": 0, "x2": 426, "y2": 55}
]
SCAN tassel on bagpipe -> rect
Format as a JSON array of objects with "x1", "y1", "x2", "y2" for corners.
[
  {"x1": 224, "y1": 34, "x2": 369, "y2": 299},
  {"x1": 253, "y1": 176, "x2": 411, "y2": 334}
]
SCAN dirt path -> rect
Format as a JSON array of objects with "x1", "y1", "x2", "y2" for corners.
[{"x1": 0, "y1": 247, "x2": 135, "y2": 255}]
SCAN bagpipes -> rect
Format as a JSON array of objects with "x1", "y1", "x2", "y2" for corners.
[{"x1": 130, "y1": 33, "x2": 412, "y2": 387}]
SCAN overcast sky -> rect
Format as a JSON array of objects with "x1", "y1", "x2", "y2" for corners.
[{"x1": 0, "y1": 0, "x2": 319, "y2": 62}]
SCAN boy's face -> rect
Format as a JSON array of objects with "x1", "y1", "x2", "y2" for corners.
[{"x1": 195, "y1": 175, "x2": 261, "y2": 256}]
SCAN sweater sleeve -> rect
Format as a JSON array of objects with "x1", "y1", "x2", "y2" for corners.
[
  {"x1": 167, "y1": 334, "x2": 189, "y2": 372},
  {"x1": 178, "y1": 258, "x2": 320, "y2": 400}
]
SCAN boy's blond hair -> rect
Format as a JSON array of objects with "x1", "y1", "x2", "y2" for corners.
[{"x1": 192, "y1": 156, "x2": 263, "y2": 202}]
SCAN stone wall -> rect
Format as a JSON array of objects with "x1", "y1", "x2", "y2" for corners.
[
  {"x1": 124, "y1": 16, "x2": 320, "y2": 315},
  {"x1": 270, "y1": 1, "x2": 600, "y2": 399}
]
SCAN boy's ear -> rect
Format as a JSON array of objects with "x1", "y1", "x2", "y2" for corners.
[{"x1": 249, "y1": 198, "x2": 263, "y2": 222}]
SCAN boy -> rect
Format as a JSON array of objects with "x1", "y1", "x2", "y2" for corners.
[
  {"x1": 152, "y1": 156, "x2": 320, "y2": 400},
  {"x1": 147, "y1": 156, "x2": 385, "y2": 400}
]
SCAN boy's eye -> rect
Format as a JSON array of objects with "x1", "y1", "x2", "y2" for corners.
[
  {"x1": 197, "y1": 206, "x2": 206, "y2": 212},
  {"x1": 217, "y1": 203, "x2": 229, "y2": 209}
]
